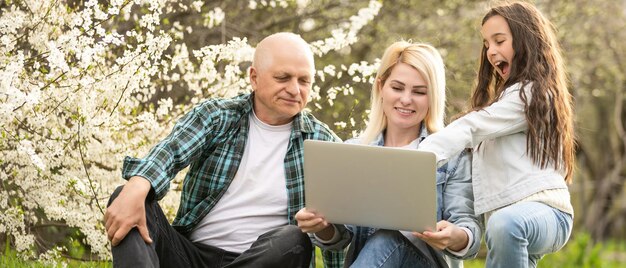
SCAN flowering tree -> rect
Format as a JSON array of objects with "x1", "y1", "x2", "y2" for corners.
[{"x1": 0, "y1": 0, "x2": 381, "y2": 262}]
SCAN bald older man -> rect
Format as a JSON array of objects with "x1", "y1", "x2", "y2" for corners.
[{"x1": 104, "y1": 32, "x2": 345, "y2": 267}]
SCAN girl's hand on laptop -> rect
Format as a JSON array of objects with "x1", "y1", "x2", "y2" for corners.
[{"x1": 412, "y1": 220, "x2": 469, "y2": 251}]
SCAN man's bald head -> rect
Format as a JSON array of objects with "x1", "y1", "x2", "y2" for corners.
[
  {"x1": 249, "y1": 32, "x2": 316, "y2": 125},
  {"x1": 252, "y1": 32, "x2": 315, "y2": 74}
]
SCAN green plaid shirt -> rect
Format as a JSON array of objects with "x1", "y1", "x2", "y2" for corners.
[{"x1": 122, "y1": 93, "x2": 344, "y2": 267}]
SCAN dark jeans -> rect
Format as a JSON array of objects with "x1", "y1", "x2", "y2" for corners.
[{"x1": 107, "y1": 186, "x2": 312, "y2": 268}]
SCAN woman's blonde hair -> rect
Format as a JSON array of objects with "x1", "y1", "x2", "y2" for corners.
[{"x1": 360, "y1": 41, "x2": 446, "y2": 144}]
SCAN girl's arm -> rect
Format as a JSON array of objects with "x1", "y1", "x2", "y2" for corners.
[{"x1": 419, "y1": 83, "x2": 529, "y2": 165}]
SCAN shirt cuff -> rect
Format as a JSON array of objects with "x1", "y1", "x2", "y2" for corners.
[
  {"x1": 446, "y1": 227, "x2": 473, "y2": 257},
  {"x1": 314, "y1": 225, "x2": 340, "y2": 244}
]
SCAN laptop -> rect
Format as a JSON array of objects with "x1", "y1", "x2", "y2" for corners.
[{"x1": 303, "y1": 139, "x2": 437, "y2": 232}]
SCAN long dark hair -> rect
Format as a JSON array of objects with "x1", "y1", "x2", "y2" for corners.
[{"x1": 473, "y1": 1, "x2": 575, "y2": 182}]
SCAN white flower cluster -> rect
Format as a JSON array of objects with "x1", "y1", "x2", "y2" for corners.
[
  {"x1": 203, "y1": 7, "x2": 225, "y2": 29},
  {"x1": 248, "y1": 0, "x2": 290, "y2": 10},
  {"x1": 0, "y1": 0, "x2": 382, "y2": 262},
  {"x1": 309, "y1": 0, "x2": 382, "y2": 56},
  {"x1": 313, "y1": 60, "x2": 379, "y2": 112}
]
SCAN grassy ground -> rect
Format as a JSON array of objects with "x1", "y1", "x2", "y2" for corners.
[
  {"x1": 2, "y1": 233, "x2": 625, "y2": 267},
  {"x1": 0, "y1": 249, "x2": 110, "y2": 268}
]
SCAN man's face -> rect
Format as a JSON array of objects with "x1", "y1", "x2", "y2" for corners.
[{"x1": 250, "y1": 45, "x2": 313, "y2": 125}]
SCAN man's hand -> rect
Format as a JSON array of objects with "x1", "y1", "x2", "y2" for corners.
[
  {"x1": 295, "y1": 207, "x2": 334, "y2": 240},
  {"x1": 105, "y1": 176, "x2": 153, "y2": 246},
  {"x1": 412, "y1": 220, "x2": 468, "y2": 251}
]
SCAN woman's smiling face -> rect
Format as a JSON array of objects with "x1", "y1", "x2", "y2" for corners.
[{"x1": 380, "y1": 62, "x2": 429, "y2": 133}]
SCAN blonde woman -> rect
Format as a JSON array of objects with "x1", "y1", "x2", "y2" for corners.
[{"x1": 296, "y1": 41, "x2": 482, "y2": 268}]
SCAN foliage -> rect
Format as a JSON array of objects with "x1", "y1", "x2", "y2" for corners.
[
  {"x1": 551, "y1": 0, "x2": 626, "y2": 241},
  {"x1": 540, "y1": 232, "x2": 603, "y2": 268},
  {"x1": 2, "y1": 238, "x2": 110, "y2": 267},
  {"x1": 0, "y1": 0, "x2": 381, "y2": 261}
]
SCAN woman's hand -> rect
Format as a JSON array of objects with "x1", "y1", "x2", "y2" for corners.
[{"x1": 412, "y1": 220, "x2": 468, "y2": 251}]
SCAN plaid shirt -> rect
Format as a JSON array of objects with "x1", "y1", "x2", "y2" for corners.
[{"x1": 122, "y1": 93, "x2": 344, "y2": 267}]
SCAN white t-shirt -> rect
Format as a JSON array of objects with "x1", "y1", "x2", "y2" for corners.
[{"x1": 189, "y1": 112, "x2": 291, "y2": 253}]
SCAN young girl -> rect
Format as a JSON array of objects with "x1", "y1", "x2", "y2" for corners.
[
  {"x1": 418, "y1": 2, "x2": 575, "y2": 267},
  {"x1": 296, "y1": 41, "x2": 482, "y2": 268}
]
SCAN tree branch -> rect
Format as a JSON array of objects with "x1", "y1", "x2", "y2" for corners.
[{"x1": 77, "y1": 120, "x2": 105, "y2": 216}]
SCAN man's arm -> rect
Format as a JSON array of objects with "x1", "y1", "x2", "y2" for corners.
[
  {"x1": 122, "y1": 104, "x2": 217, "y2": 200},
  {"x1": 105, "y1": 102, "x2": 220, "y2": 245},
  {"x1": 105, "y1": 176, "x2": 153, "y2": 246}
]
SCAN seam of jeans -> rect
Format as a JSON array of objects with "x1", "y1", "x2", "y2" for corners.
[
  {"x1": 377, "y1": 244, "x2": 402, "y2": 268},
  {"x1": 409, "y1": 245, "x2": 431, "y2": 266},
  {"x1": 154, "y1": 206, "x2": 191, "y2": 266},
  {"x1": 552, "y1": 209, "x2": 570, "y2": 253},
  {"x1": 377, "y1": 243, "x2": 429, "y2": 268}
]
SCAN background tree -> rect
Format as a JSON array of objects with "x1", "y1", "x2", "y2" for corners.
[{"x1": 0, "y1": 0, "x2": 380, "y2": 261}]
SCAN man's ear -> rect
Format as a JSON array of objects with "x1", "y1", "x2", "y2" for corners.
[{"x1": 249, "y1": 67, "x2": 258, "y2": 91}]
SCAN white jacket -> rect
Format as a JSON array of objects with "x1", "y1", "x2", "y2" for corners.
[{"x1": 418, "y1": 82, "x2": 569, "y2": 215}]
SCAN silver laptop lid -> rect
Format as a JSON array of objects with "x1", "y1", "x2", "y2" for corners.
[{"x1": 304, "y1": 139, "x2": 437, "y2": 232}]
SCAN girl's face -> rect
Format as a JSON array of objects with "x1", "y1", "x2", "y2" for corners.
[
  {"x1": 380, "y1": 63, "x2": 429, "y2": 133},
  {"x1": 481, "y1": 15, "x2": 515, "y2": 80}
]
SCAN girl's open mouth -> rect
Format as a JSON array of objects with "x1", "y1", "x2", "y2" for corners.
[{"x1": 495, "y1": 60, "x2": 509, "y2": 77}]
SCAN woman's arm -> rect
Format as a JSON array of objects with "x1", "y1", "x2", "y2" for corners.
[
  {"x1": 412, "y1": 150, "x2": 483, "y2": 259},
  {"x1": 440, "y1": 150, "x2": 482, "y2": 259}
]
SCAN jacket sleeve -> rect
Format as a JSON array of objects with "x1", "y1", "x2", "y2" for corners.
[
  {"x1": 121, "y1": 104, "x2": 217, "y2": 200},
  {"x1": 441, "y1": 150, "x2": 483, "y2": 259},
  {"x1": 311, "y1": 224, "x2": 352, "y2": 251},
  {"x1": 419, "y1": 83, "x2": 529, "y2": 165}
]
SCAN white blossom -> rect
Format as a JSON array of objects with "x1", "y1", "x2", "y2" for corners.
[
  {"x1": 0, "y1": 0, "x2": 383, "y2": 262},
  {"x1": 46, "y1": 41, "x2": 70, "y2": 73},
  {"x1": 310, "y1": 0, "x2": 381, "y2": 56},
  {"x1": 204, "y1": 7, "x2": 225, "y2": 29}
]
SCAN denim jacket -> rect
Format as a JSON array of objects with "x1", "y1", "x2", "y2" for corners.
[
  {"x1": 314, "y1": 126, "x2": 482, "y2": 267},
  {"x1": 418, "y1": 82, "x2": 570, "y2": 215}
]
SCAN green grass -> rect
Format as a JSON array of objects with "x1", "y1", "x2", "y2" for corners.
[
  {"x1": 3, "y1": 233, "x2": 624, "y2": 267},
  {"x1": 0, "y1": 249, "x2": 111, "y2": 268}
]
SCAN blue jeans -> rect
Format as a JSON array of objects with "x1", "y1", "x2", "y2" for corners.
[
  {"x1": 347, "y1": 229, "x2": 440, "y2": 268},
  {"x1": 485, "y1": 201, "x2": 573, "y2": 268}
]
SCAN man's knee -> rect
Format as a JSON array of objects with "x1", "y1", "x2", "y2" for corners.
[
  {"x1": 107, "y1": 186, "x2": 125, "y2": 207},
  {"x1": 112, "y1": 228, "x2": 159, "y2": 268},
  {"x1": 238, "y1": 225, "x2": 312, "y2": 267},
  {"x1": 273, "y1": 225, "x2": 312, "y2": 253}
]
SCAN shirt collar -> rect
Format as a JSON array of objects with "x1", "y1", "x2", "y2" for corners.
[
  {"x1": 245, "y1": 92, "x2": 314, "y2": 134},
  {"x1": 371, "y1": 124, "x2": 430, "y2": 147}
]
